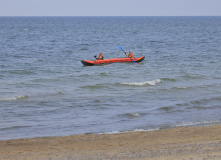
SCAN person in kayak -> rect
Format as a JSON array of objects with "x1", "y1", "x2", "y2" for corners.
[
  {"x1": 125, "y1": 51, "x2": 134, "y2": 58},
  {"x1": 94, "y1": 53, "x2": 104, "y2": 60}
]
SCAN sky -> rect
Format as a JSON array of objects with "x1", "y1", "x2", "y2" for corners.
[{"x1": 0, "y1": 0, "x2": 221, "y2": 16}]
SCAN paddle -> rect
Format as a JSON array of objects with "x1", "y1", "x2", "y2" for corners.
[{"x1": 119, "y1": 46, "x2": 135, "y2": 63}]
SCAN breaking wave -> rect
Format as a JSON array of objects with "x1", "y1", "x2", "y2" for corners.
[
  {"x1": 175, "y1": 120, "x2": 221, "y2": 127},
  {"x1": 121, "y1": 79, "x2": 161, "y2": 86},
  {"x1": 0, "y1": 95, "x2": 28, "y2": 101}
]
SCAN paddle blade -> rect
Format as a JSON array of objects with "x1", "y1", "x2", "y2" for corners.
[{"x1": 119, "y1": 46, "x2": 123, "y2": 50}]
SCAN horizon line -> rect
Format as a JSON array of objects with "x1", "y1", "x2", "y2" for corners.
[{"x1": 1, "y1": 15, "x2": 221, "y2": 17}]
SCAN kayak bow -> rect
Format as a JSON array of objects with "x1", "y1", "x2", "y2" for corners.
[{"x1": 81, "y1": 56, "x2": 145, "y2": 66}]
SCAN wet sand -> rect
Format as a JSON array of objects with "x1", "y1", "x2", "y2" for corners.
[{"x1": 1, "y1": 124, "x2": 221, "y2": 160}]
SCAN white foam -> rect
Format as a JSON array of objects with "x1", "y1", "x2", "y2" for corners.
[
  {"x1": 101, "y1": 128, "x2": 160, "y2": 135},
  {"x1": 131, "y1": 113, "x2": 140, "y2": 117},
  {"x1": 175, "y1": 120, "x2": 221, "y2": 127},
  {"x1": 133, "y1": 128, "x2": 160, "y2": 132},
  {"x1": 0, "y1": 95, "x2": 28, "y2": 101},
  {"x1": 121, "y1": 79, "x2": 161, "y2": 86},
  {"x1": 102, "y1": 131, "x2": 121, "y2": 134}
]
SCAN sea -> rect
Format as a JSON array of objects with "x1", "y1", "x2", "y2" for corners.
[{"x1": 0, "y1": 16, "x2": 221, "y2": 140}]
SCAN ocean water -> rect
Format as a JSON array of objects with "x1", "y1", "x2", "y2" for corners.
[{"x1": 0, "y1": 16, "x2": 221, "y2": 140}]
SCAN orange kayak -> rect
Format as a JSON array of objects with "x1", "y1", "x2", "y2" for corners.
[{"x1": 81, "y1": 56, "x2": 145, "y2": 66}]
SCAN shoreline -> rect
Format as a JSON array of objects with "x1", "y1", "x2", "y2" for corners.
[{"x1": 1, "y1": 124, "x2": 221, "y2": 160}]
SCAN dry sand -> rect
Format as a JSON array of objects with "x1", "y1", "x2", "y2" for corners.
[{"x1": 1, "y1": 124, "x2": 221, "y2": 160}]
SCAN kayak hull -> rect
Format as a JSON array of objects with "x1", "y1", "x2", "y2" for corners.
[{"x1": 81, "y1": 56, "x2": 145, "y2": 66}]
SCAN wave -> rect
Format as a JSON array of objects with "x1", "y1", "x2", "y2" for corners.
[
  {"x1": 80, "y1": 84, "x2": 111, "y2": 89},
  {"x1": 121, "y1": 79, "x2": 161, "y2": 86},
  {"x1": 119, "y1": 113, "x2": 142, "y2": 119},
  {"x1": 0, "y1": 95, "x2": 28, "y2": 101},
  {"x1": 102, "y1": 128, "x2": 160, "y2": 135},
  {"x1": 80, "y1": 48, "x2": 88, "y2": 50},
  {"x1": 99, "y1": 72, "x2": 109, "y2": 76},
  {"x1": 181, "y1": 74, "x2": 206, "y2": 80},
  {"x1": 175, "y1": 120, "x2": 221, "y2": 128},
  {"x1": 174, "y1": 86, "x2": 187, "y2": 89},
  {"x1": 0, "y1": 125, "x2": 31, "y2": 131},
  {"x1": 101, "y1": 120, "x2": 221, "y2": 135},
  {"x1": 5, "y1": 69, "x2": 37, "y2": 75},
  {"x1": 184, "y1": 96, "x2": 221, "y2": 110},
  {"x1": 76, "y1": 74, "x2": 90, "y2": 78},
  {"x1": 158, "y1": 106, "x2": 175, "y2": 112},
  {"x1": 81, "y1": 78, "x2": 162, "y2": 89},
  {"x1": 160, "y1": 78, "x2": 177, "y2": 82}
]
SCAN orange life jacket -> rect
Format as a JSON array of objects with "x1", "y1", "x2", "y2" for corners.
[
  {"x1": 97, "y1": 53, "x2": 104, "y2": 60},
  {"x1": 128, "y1": 52, "x2": 134, "y2": 58}
]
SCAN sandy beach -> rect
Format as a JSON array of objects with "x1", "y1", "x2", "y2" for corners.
[{"x1": 1, "y1": 124, "x2": 221, "y2": 160}]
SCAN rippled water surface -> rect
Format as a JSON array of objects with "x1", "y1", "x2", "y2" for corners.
[{"x1": 0, "y1": 17, "x2": 221, "y2": 140}]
